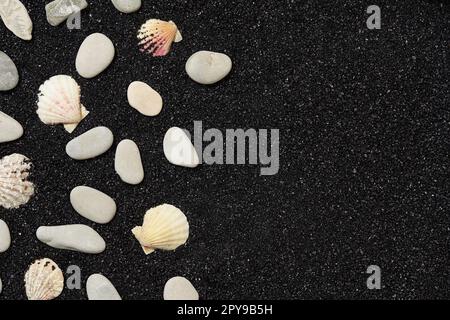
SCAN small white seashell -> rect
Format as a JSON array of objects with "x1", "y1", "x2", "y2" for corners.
[
  {"x1": 86, "y1": 274, "x2": 121, "y2": 300},
  {"x1": 37, "y1": 75, "x2": 89, "y2": 132},
  {"x1": 132, "y1": 204, "x2": 189, "y2": 255},
  {"x1": 0, "y1": 0, "x2": 33, "y2": 40},
  {"x1": 164, "y1": 276, "x2": 199, "y2": 300},
  {"x1": 36, "y1": 224, "x2": 106, "y2": 254},
  {"x1": 0, "y1": 153, "x2": 34, "y2": 209},
  {"x1": 24, "y1": 258, "x2": 64, "y2": 300},
  {"x1": 137, "y1": 19, "x2": 180, "y2": 57},
  {"x1": 45, "y1": 0, "x2": 88, "y2": 27},
  {"x1": 163, "y1": 127, "x2": 200, "y2": 168},
  {"x1": 0, "y1": 111, "x2": 23, "y2": 143}
]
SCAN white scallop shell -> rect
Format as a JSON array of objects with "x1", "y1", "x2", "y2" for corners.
[
  {"x1": 37, "y1": 75, "x2": 89, "y2": 133},
  {"x1": 0, "y1": 0, "x2": 33, "y2": 40},
  {"x1": 132, "y1": 204, "x2": 189, "y2": 255},
  {"x1": 24, "y1": 258, "x2": 64, "y2": 300},
  {"x1": 0, "y1": 154, "x2": 34, "y2": 209}
]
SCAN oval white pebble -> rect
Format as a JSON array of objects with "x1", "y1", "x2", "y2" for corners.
[
  {"x1": 66, "y1": 126, "x2": 114, "y2": 160},
  {"x1": 163, "y1": 127, "x2": 200, "y2": 168},
  {"x1": 70, "y1": 186, "x2": 116, "y2": 224},
  {"x1": 0, "y1": 51, "x2": 19, "y2": 91},
  {"x1": 0, "y1": 219, "x2": 11, "y2": 253},
  {"x1": 164, "y1": 277, "x2": 199, "y2": 300},
  {"x1": 76, "y1": 33, "x2": 115, "y2": 78},
  {"x1": 127, "y1": 81, "x2": 163, "y2": 117},
  {"x1": 185, "y1": 51, "x2": 232, "y2": 85},
  {"x1": 0, "y1": 111, "x2": 23, "y2": 143},
  {"x1": 111, "y1": 0, "x2": 141, "y2": 13},
  {"x1": 115, "y1": 139, "x2": 144, "y2": 185},
  {"x1": 87, "y1": 274, "x2": 121, "y2": 300},
  {"x1": 36, "y1": 224, "x2": 106, "y2": 254}
]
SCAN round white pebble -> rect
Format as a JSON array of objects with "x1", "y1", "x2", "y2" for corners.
[
  {"x1": 0, "y1": 219, "x2": 11, "y2": 253},
  {"x1": 0, "y1": 111, "x2": 23, "y2": 143},
  {"x1": 66, "y1": 126, "x2": 114, "y2": 160},
  {"x1": 70, "y1": 186, "x2": 117, "y2": 224},
  {"x1": 164, "y1": 276, "x2": 199, "y2": 300},
  {"x1": 127, "y1": 81, "x2": 163, "y2": 116},
  {"x1": 76, "y1": 33, "x2": 115, "y2": 78},
  {"x1": 111, "y1": 0, "x2": 141, "y2": 13},
  {"x1": 185, "y1": 51, "x2": 232, "y2": 85},
  {"x1": 87, "y1": 274, "x2": 121, "y2": 300},
  {"x1": 115, "y1": 139, "x2": 144, "y2": 185}
]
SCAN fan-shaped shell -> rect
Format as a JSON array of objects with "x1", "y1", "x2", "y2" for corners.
[
  {"x1": 0, "y1": 153, "x2": 34, "y2": 209},
  {"x1": 24, "y1": 258, "x2": 64, "y2": 300},
  {"x1": 137, "y1": 19, "x2": 180, "y2": 57},
  {"x1": 132, "y1": 204, "x2": 189, "y2": 255},
  {"x1": 37, "y1": 75, "x2": 89, "y2": 132}
]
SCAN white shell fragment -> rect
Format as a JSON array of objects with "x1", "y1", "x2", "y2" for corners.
[
  {"x1": 86, "y1": 274, "x2": 122, "y2": 300},
  {"x1": 115, "y1": 139, "x2": 144, "y2": 185},
  {"x1": 66, "y1": 126, "x2": 114, "y2": 160},
  {"x1": 0, "y1": 219, "x2": 11, "y2": 253},
  {"x1": 164, "y1": 277, "x2": 199, "y2": 300},
  {"x1": 45, "y1": 0, "x2": 88, "y2": 27},
  {"x1": 163, "y1": 127, "x2": 200, "y2": 168},
  {"x1": 0, "y1": 153, "x2": 34, "y2": 209},
  {"x1": 132, "y1": 204, "x2": 189, "y2": 255},
  {"x1": 70, "y1": 186, "x2": 117, "y2": 224},
  {"x1": 127, "y1": 81, "x2": 163, "y2": 116},
  {"x1": 37, "y1": 75, "x2": 89, "y2": 133},
  {"x1": 25, "y1": 258, "x2": 64, "y2": 300},
  {"x1": 186, "y1": 51, "x2": 232, "y2": 85},
  {"x1": 0, "y1": 0, "x2": 33, "y2": 40},
  {"x1": 111, "y1": 0, "x2": 141, "y2": 13},
  {"x1": 36, "y1": 224, "x2": 106, "y2": 254},
  {"x1": 76, "y1": 33, "x2": 115, "y2": 78},
  {"x1": 0, "y1": 51, "x2": 19, "y2": 91},
  {"x1": 0, "y1": 111, "x2": 23, "y2": 143}
]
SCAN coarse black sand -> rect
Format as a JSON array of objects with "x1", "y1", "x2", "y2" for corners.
[{"x1": 0, "y1": 0, "x2": 448, "y2": 300}]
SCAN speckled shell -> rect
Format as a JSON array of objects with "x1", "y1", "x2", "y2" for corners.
[
  {"x1": 24, "y1": 258, "x2": 64, "y2": 300},
  {"x1": 0, "y1": 154, "x2": 34, "y2": 209},
  {"x1": 132, "y1": 204, "x2": 189, "y2": 254},
  {"x1": 37, "y1": 75, "x2": 89, "y2": 133},
  {"x1": 137, "y1": 19, "x2": 180, "y2": 57}
]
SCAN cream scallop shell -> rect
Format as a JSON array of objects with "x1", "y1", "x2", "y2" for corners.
[
  {"x1": 132, "y1": 204, "x2": 189, "y2": 255},
  {"x1": 24, "y1": 258, "x2": 64, "y2": 300},
  {"x1": 0, "y1": 153, "x2": 34, "y2": 209},
  {"x1": 37, "y1": 75, "x2": 89, "y2": 133}
]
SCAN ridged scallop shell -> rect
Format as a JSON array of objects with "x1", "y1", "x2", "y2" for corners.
[
  {"x1": 37, "y1": 75, "x2": 89, "y2": 133},
  {"x1": 132, "y1": 204, "x2": 189, "y2": 255},
  {"x1": 24, "y1": 258, "x2": 64, "y2": 300},
  {"x1": 137, "y1": 19, "x2": 181, "y2": 57},
  {"x1": 0, "y1": 154, "x2": 34, "y2": 209},
  {"x1": 0, "y1": 0, "x2": 33, "y2": 40}
]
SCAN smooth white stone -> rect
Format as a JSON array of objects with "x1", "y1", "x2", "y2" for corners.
[
  {"x1": 0, "y1": 219, "x2": 11, "y2": 253},
  {"x1": 45, "y1": 0, "x2": 88, "y2": 26},
  {"x1": 111, "y1": 0, "x2": 141, "y2": 13},
  {"x1": 70, "y1": 186, "x2": 116, "y2": 224},
  {"x1": 0, "y1": 111, "x2": 23, "y2": 143},
  {"x1": 127, "y1": 81, "x2": 163, "y2": 117},
  {"x1": 36, "y1": 224, "x2": 106, "y2": 254},
  {"x1": 163, "y1": 277, "x2": 199, "y2": 300},
  {"x1": 87, "y1": 274, "x2": 121, "y2": 300},
  {"x1": 115, "y1": 139, "x2": 144, "y2": 185},
  {"x1": 76, "y1": 33, "x2": 115, "y2": 78},
  {"x1": 163, "y1": 127, "x2": 200, "y2": 168},
  {"x1": 185, "y1": 51, "x2": 232, "y2": 85},
  {"x1": 0, "y1": 51, "x2": 19, "y2": 91},
  {"x1": 66, "y1": 126, "x2": 114, "y2": 160}
]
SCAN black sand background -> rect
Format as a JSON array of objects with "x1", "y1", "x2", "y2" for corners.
[{"x1": 0, "y1": 0, "x2": 448, "y2": 299}]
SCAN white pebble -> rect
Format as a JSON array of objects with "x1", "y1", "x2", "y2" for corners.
[
  {"x1": 163, "y1": 127, "x2": 200, "y2": 168},
  {"x1": 87, "y1": 274, "x2": 121, "y2": 300},
  {"x1": 115, "y1": 139, "x2": 144, "y2": 185},
  {"x1": 111, "y1": 0, "x2": 141, "y2": 13},
  {"x1": 164, "y1": 277, "x2": 199, "y2": 300},
  {"x1": 66, "y1": 126, "x2": 114, "y2": 160},
  {"x1": 76, "y1": 33, "x2": 115, "y2": 78},
  {"x1": 0, "y1": 111, "x2": 23, "y2": 143},
  {"x1": 70, "y1": 186, "x2": 116, "y2": 224},
  {"x1": 185, "y1": 51, "x2": 232, "y2": 85},
  {"x1": 127, "y1": 81, "x2": 163, "y2": 116},
  {"x1": 36, "y1": 224, "x2": 106, "y2": 254},
  {"x1": 0, "y1": 219, "x2": 11, "y2": 253}
]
